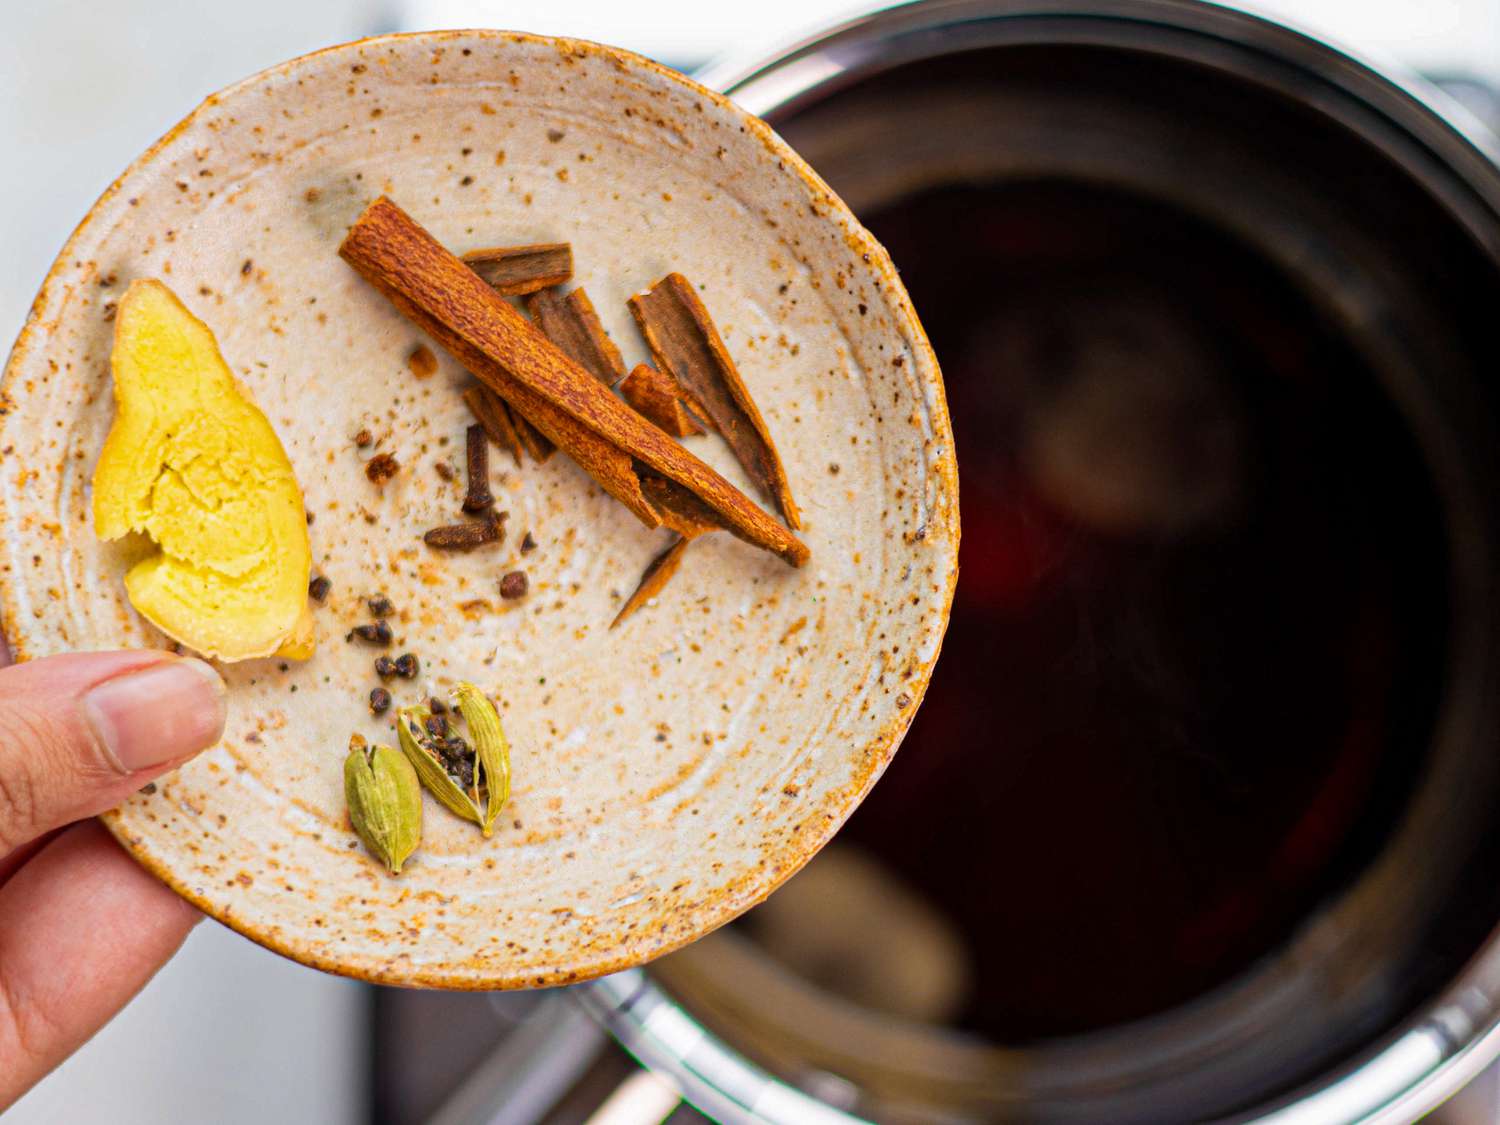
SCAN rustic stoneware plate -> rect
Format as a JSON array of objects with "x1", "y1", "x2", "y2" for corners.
[{"x1": 0, "y1": 30, "x2": 957, "y2": 987}]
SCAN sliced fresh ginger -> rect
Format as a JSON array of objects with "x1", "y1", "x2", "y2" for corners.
[{"x1": 93, "y1": 280, "x2": 314, "y2": 661}]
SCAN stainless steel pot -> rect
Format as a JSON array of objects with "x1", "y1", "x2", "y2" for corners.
[{"x1": 580, "y1": 2, "x2": 1500, "y2": 1121}]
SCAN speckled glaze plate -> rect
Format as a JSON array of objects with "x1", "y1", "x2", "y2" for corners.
[{"x1": 0, "y1": 31, "x2": 957, "y2": 987}]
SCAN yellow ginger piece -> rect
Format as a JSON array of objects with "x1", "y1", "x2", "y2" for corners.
[{"x1": 92, "y1": 280, "x2": 314, "y2": 661}]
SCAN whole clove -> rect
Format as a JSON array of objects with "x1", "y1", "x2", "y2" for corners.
[
  {"x1": 461, "y1": 423, "x2": 494, "y2": 512},
  {"x1": 424, "y1": 511, "x2": 506, "y2": 551}
]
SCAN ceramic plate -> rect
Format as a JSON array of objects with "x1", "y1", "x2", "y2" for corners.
[{"x1": 0, "y1": 31, "x2": 957, "y2": 986}]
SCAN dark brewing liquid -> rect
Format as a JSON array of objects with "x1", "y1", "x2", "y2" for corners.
[{"x1": 832, "y1": 181, "x2": 1449, "y2": 1040}]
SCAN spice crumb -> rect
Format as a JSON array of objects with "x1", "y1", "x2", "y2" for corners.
[
  {"x1": 365, "y1": 451, "x2": 400, "y2": 484},
  {"x1": 348, "y1": 621, "x2": 393, "y2": 646},
  {"x1": 308, "y1": 575, "x2": 331, "y2": 602},
  {"x1": 520, "y1": 531, "x2": 537, "y2": 554},
  {"x1": 369, "y1": 687, "x2": 392, "y2": 714},
  {"x1": 368, "y1": 593, "x2": 394, "y2": 617},
  {"x1": 241, "y1": 259, "x2": 253, "y2": 276},
  {"x1": 499, "y1": 570, "x2": 529, "y2": 600},
  {"x1": 139, "y1": 782, "x2": 158, "y2": 796},
  {"x1": 354, "y1": 428, "x2": 373, "y2": 448},
  {"x1": 434, "y1": 461, "x2": 455, "y2": 481},
  {"x1": 828, "y1": 463, "x2": 840, "y2": 475},
  {"x1": 407, "y1": 344, "x2": 438, "y2": 379},
  {"x1": 428, "y1": 697, "x2": 448, "y2": 714}
]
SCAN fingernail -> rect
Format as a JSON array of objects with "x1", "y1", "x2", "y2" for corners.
[{"x1": 83, "y1": 658, "x2": 227, "y2": 773}]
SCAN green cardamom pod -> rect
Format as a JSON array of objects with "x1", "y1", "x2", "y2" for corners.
[
  {"x1": 453, "y1": 682, "x2": 511, "y2": 836},
  {"x1": 344, "y1": 734, "x2": 422, "y2": 874},
  {"x1": 396, "y1": 683, "x2": 511, "y2": 837}
]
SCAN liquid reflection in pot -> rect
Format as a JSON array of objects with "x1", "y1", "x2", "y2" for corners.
[{"x1": 814, "y1": 178, "x2": 1444, "y2": 1041}]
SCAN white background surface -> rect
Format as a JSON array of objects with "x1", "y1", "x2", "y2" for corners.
[{"x1": 2, "y1": 2, "x2": 1498, "y2": 1122}]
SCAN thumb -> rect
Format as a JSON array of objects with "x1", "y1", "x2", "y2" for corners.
[{"x1": 0, "y1": 651, "x2": 226, "y2": 854}]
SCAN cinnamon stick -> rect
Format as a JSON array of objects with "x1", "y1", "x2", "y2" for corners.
[
  {"x1": 612, "y1": 536, "x2": 693, "y2": 628},
  {"x1": 620, "y1": 363, "x2": 703, "y2": 438},
  {"x1": 526, "y1": 287, "x2": 626, "y2": 387},
  {"x1": 462, "y1": 242, "x2": 572, "y2": 295},
  {"x1": 340, "y1": 197, "x2": 808, "y2": 567},
  {"x1": 630, "y1": 274, "x2": 801, "y2": 529},
  {"x1": 463, "y1": 384, "x2": 523, "y2": 468}
]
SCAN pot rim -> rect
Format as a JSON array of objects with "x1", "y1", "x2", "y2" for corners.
[{"x1": 578, "y1": 4, "x2": 1500, "y2": 1123}]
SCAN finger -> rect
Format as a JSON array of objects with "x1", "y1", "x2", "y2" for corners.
[
  {"x1": 0, "y1": 651, "x2": 226, "y2": 854},
  {"x1": 0, "y1": 820, "x2": 199, "y2": 1109},
  {"x1": 0, "y1": 830, "x2": 60, "y2": 888}
]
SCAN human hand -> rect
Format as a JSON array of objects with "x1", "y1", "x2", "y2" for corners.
[{"x1": 0, "y1": 650, "x2": 226, "y2": 1109}]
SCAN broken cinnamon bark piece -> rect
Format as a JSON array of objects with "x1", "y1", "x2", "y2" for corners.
[
  {"x1": 526, "y1": 287, "x2": 626, "y2": 387},
  {"x1": 462, "y1": 242, "x2": 572, "y2": 296},
  {"x1": 629, "y1": 274, "x2": 800, "y2": 529},
  {"x1": 510, "y1": 408, "x2": 555, "y2": 464},
  {"x1": 339, "y1": 197, "x2": 807, "y2": 567},
  {"x1": 612, "y1": 536, "x2": 693, "y2": 628},
  {"x1": 638, "y1": 471, "x2": 722, "y2": 540},
  {"x1": 620, "y1": 363, "x2": 703, "y2": 438},
  {"x1": 606, "y1": 472, "x2": 725, "y2": 623},
  {"x1": 463, "y1": 384, "x2": 523, "y2": 468},
  {"x1": 465, "y1": 379, "x2": 552, "y2": 466}
]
